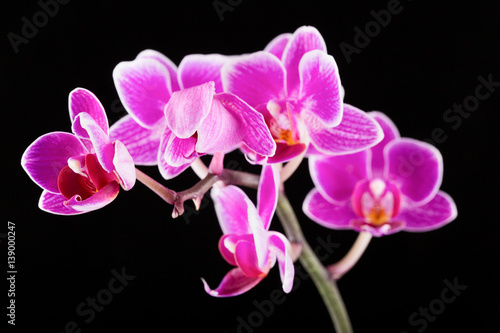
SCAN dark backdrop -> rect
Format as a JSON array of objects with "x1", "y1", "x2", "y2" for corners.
[{"x1": 3, "y1": 1, "x2": 500, "y2": 332}]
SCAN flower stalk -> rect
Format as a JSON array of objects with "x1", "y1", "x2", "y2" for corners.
[
  {"x1": 328, "y1": 232, "x2": 372, "y2": 280},
  {"x1": 280, "y1": 148, "x2": 306, "y2": 182},
  {"x1": 276, "y1": 191, "x2": 353, "y2": 333},
  {"x1": 136, "y1": 166, "x2": 261, "y2": 218},
  {"x1": 135, "y1": 168, "x2": 176, "y2": 205}
]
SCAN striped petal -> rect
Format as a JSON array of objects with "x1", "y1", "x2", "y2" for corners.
[{"x1": 21, "y1": 132, "x2": 88, "y2": 193}]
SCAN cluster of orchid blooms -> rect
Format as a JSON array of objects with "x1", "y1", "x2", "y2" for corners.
[{"x1": 21, "y1": 25, "x2": 457, "y2": 325}]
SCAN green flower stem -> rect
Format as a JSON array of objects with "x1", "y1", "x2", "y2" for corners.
[{"x1": 276, "y1": 191, "x2": 353, "y2": 333}]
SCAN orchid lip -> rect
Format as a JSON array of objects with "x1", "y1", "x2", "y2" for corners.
[
  {"x1": 57, "y1": 153, "x2": 119, "y2": 201},
  {"x1": 268, "y1": 101, "x2": 301, "y2": 145},
  {"x1": 352, "y1": 178, "x2": 401, "y2": 227}
]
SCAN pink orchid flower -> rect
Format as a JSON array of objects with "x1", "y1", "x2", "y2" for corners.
[
  {"x1": 21, "y1": 88, "x2": 136, "y2": 215},
  {"x1": 303, "y1": 112, "x2": 457, "y2": 237},
  {"x1": 221, "y1": 26, "x2": 383, "y2": 163},
  {"x1": 109, "y1": 49, "x2": 234, "y2": 177},
  {"x1": 202, "y1": 165, "x2": 294, "y2": 297},
  {"x1": 158, "y1": 81, "x2": 276, "y2": 178}
]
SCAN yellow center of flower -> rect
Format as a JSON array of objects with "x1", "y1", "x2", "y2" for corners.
[
  {"x1": 366, "y1": 205, "x2": 390, "y2": 226},
  {"x1": 352, "y1": 179, "x2": 402, "y2": 228},
  {"x1": 268, "y1": 102, "x2": 299, "y2": 146},
  {"x1": 278, "y1": 129, "x2": 296, "y2": 145}
]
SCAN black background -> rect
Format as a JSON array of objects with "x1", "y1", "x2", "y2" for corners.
[{"x1": 3, "y1": 0, "x2": 500, "y2": 332}]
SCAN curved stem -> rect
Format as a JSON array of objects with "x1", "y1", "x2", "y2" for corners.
[
  {"x1": 136, "y1": 166, "x2": 260, "y2": 218},
  {"x1": 172, "y1": 173, "x2": 223, "y2": 218},
  {"x1": 276, "y1": 192, "x2": 353, "y2": 333},
  {"x1": 135, "y1": 168, "x2": 176, "y2": 204},
  {"x1": 191, "y1": 158, "x2": 210, "y2": 179},
  {"x1": 328, "y1": 232, "x2": 372, "y2": 280},
  {"x1": 280, "y1": 149, "x2": 306, "y2": 183},
  {"x1": 225, "y1": 169, "x2": 260, "y2": 189}
]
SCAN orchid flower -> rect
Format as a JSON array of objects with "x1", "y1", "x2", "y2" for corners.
[
  {"x1": 303, "y1": 111, "x2": 457, "y2": 237},
  {"x1": 221, "y1": 26, "x2": 383, "y2": 163},
  {"x1": 158, "y1": 81, "x2": 276, "y2": 178},
  {"x1": 109, "y1": 49, "x2": 231, "y2": 174},
  {"x1": 21, "y1": 88, "x2": 136, "y2": 215},
  {"x1": 202, "y1": 165, "x2": 294, "y2": 297}
]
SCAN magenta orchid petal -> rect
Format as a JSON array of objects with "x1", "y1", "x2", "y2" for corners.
[
  {"x1": 163, "y1": 134, "x2": 199, "y2": 168},
  {"x1": 21, "y1": 131, "x2": 88, "y2": 193},
  {"x1": 211, "y1": 93, "x2": 276, "y2": 156},
  {"x1": 368, "y1": 111, "x2": 400, "y2": 176},
  {"x1": 218, "y1": 234, "x2": 252, "y2": 266},
  {"x1": 268, "y1": 231, "x2": 294, "y2": 293},
  {"x1": 211, "y1": 185, "x2": 252, "y2": 235},
  {"x1": 157, "y1": 127, "x2": 192, "y2": 179},
  {"x1": 257, "y1": 165, "x2": 280, "y2": 230},
  {"x1": 64, "y1": 181, "x2": 120, "y2": 212},
  {"x1": 267, "y1": 142, "x2": 307, "y2": 164},
  {"x1": 70, "y1": 113, "x2": 92, "y2": 140},
  {"x1": 164, "y1": 81, "x2": 214, "y2": 138},
  {"x1": 72, "y1": 112, "x2": 115, "y2": 172},
  {"x1": 309, "y1": 150, "x2": 371, "y2": 204},
  {"x1": 245, "y1": 196, "x2": 270, "y2": 269},
  {"x1": 385, "y1": 138, "x2": 443, "y2": 205},
  {"x1": 282, "y1": 26, "x2": 327, "y2": 94},
  {"x1": 158, "y1": 159, "x2": 191, "y2": 180},
  {"x1": 351, "y1": 220, "x2": 406, "y2": 237},
  {"x1": 298, "y1": 50, "x2": 342, "y2": 127},
  {"x1": 195, "y1": 96, "x2": 243, "y2": 154},
  {"x1": 109, "y1": 115, "x2": 162, "y2": 165},
  {"x1": 113, "y1": 57, "x2": 172, "y2": 128},
  {"x1": 136, "y1": 49, "x2": 180, "y2": 92},
  {"x1": 69, "y1": 88, "x2": 108, "y2": 134},
  {"x1": 112, "y1": 140, "x2": 136, "y2": 191},
  {"x1": 221, "y1": 51, "x2": 286, "y2": 108},
  {"x1": 304, "y1": 104, "x2": 384, "y2": 155},
  {"x1": 399, "y1": 191, "x2": 457, "y2": 232},
  {"x1": 202, "y1": 268, "x2": 264, "y2": 298},
  {"x1": 264, "y1": 32, "x2": 292, "y2": 59},
  {"x1": 240, "y1": 144, "x2": 269, "y2": 165},
  {"x1": 305, "y1": 142, "x2": 323, "y2": 156},
  {"x1": 38, "y1": 191, "x2": 82, "y2": 215},
  {"x1": 178, "y1": 54, "x2": 227, "y2": 92},
  {"x1": 303, "y1": 189, "x2": 358, "y2": 229},
  {"x1": 234, "y1": 239, "x2": 267, "y2": 277}
]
